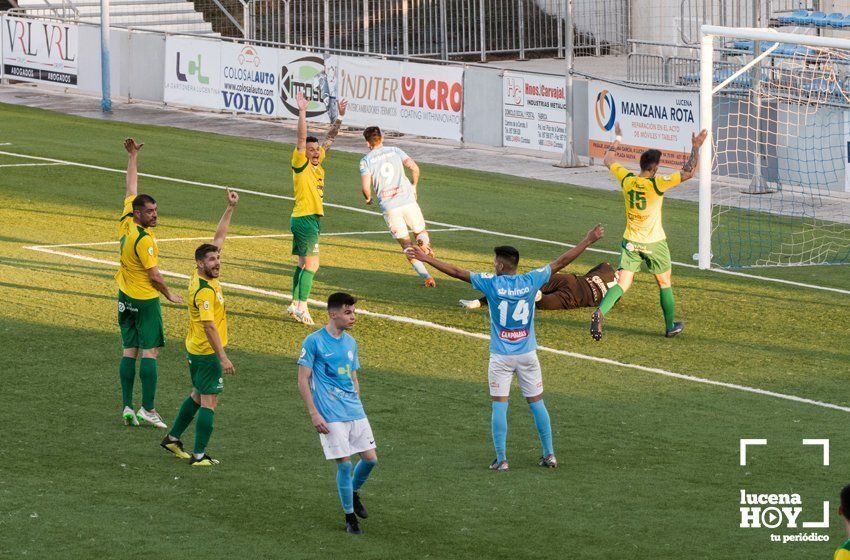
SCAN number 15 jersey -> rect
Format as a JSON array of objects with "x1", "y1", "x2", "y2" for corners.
[
  {"x1": 610, "y1": 162, "x2": 681, "y2": 244},
  {"x1": 471, "y1": 266, "x2": 551, "y2": 356}
]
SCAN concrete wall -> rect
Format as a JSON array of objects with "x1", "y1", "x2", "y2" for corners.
[{"x1": 461, "y1": 66, "x2": 503, "y2": 146}]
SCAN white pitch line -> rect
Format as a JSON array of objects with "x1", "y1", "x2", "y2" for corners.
[
  {"x1": 0, "y1": 162, "x2": 66, "y2": 168},
  {"x1": 24, "y1": 244, "x2": 850, "y2": 414},
  {"x1": 27, "y1": 228, "x2": 465, "y2": 250},
  {"x1": 2, "y1": 149, "x2": 847, "y2": 295}
]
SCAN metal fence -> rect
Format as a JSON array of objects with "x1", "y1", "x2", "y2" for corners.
[{"x1": 245, "y1": 0, "x2": 630, "y2": 60}]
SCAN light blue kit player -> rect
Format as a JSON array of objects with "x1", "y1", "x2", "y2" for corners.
[
  {"x1": 297, "y1": 292, "x2": 377, "y2": 535},
  {"x1": 359, "y1": 125, "x2": 437, "y2": 287},
  {"x1": 406, "y1": 225, "x2": 605, "y2": 470}
]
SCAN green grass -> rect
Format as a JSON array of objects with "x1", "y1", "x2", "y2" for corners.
[{"x1": 1, "y1": 102, "x2": 849, "y2": 559}]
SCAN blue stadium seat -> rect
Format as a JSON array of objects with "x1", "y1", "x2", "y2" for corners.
[
  {"x1": 809, "y1": 11, "x2": 829, "y2": 26},
  {"x1": 778, "y1": 9, "x2": 808, "y2": 24},
  {"x1": 827, "y1": 12, "x2": 845, "y2": 27},
  {"x1": 732, "y1": 40, "x2": 753, "y2": 51},
  {"x1": 839, "y1": 14, "x2": 850, "y2": 28}
]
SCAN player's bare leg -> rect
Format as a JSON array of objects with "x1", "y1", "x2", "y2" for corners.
[
  {"x1": 654, "y1": 269, "x2": 683, "y2": 337},
  {"x1": 396, "y1": 237, "x2": 435, "y2": 287},
  {"x1": 591, "y1": 269, "x2": 634, "y2": 341}
]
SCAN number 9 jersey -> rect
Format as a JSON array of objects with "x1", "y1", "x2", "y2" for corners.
[{"x1": 471, "y1": 266, "x2": 551, "y2": 356}]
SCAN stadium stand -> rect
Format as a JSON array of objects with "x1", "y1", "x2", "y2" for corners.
[{"x1": 12, "y1": 0, "x2": 217, "y2": 35}]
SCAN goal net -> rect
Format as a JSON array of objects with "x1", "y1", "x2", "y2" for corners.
[{"x1": 699, "y1": 26, "x2": 850, "y2": 269}]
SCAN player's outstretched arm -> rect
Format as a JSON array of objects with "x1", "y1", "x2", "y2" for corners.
[
  {"x1": 146, "y1": 266, "x2": 184, "y2": 304},
  {"x1": 295, "y1": 92, "x2": 308, "y2": 153},
  {"x1": 322, "y1": 99, "x2": 347, "y2": 151},
  {"x1": 360, "y1": 173, "x2": 373, "y2": 204},
  {"x1": 212, "y1": 189, "x2": 239, "y2": 250},
  {"x1": 203, "y1": 321, "x2": 234, "y2": 374},
  {"x1": 406, "y1": 246, "x2": 471, "y2": 283},
  {"x1": 123, "y1": 138, "x2": 143, "y2": 198},
  {"x1": 297, "y1": 365, "x2": 329, "y2": 434},
  {"x1": 602, "y1": 123, "x2": 622, "y2": 169},
  {"x1": 548, "y1": 224, "x2": 605, "y2": 274},
  {"x1": 679, "y1": 128, "x2": 708, "y2": 182}
]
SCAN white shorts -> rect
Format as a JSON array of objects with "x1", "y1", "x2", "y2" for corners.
[
  {"x1": 319, "y1": 417, "x2": 376, "y2": 460},
  {"x1": 488, "y1": 351, "x2": 544, "y2": 398},
  {"x1": 383, "y1": 202, "x2": 427, "y2": 240}
]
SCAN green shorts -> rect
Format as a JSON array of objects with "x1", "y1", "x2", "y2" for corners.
[
  {"x1": 118, "y1": 291, "x2": 164, "y2": 349},
  {"x1": 618, "y1": 238, "x2": 672, "y2": 275},
  {"x1": 290, "y1": 214, "x2": 321, "y2": 257},
  {"x1": 187, "y1": 352, "x2": 224, "y2": 394}
]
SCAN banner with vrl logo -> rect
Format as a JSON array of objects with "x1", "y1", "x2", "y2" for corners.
[
  {"x1": 587, "y1": 81, "x2": 699, "y2": 168},
  {"x1": 338, "y1": 56, "x2": 464, "y2": 141},
  {"x1": 1, "y1": 15, "x2": 78, "y2": 87},
  {"x1": 163, "y1": 36, "x2": 222, "y2": 110}
]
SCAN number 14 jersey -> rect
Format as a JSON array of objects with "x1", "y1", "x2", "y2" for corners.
[{"x1": 471, "y1": 266, "x2": 551, "y2": 356}]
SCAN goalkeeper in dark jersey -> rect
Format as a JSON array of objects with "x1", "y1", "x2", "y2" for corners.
[{"x1": 459, "y1": 262, "x2": 618, "y2": 311}]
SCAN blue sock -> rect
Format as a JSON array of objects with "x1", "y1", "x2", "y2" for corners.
[
  {"x1": 336, "y1": 461, "x2": 354, "y2": 514},
  {"x1": 529, "y1": 400, "x2": 554, "y2": 457},
  {"x1": 491, "y1": 401, "x2": 509, "y2": 462},
  {"x1": 352, "y1": 458, "x2": 377, "y2": 492}
]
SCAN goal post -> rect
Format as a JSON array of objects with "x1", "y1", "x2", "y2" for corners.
[{"x1": 698, "y1": 25, "x2": 850, "y2": 270}]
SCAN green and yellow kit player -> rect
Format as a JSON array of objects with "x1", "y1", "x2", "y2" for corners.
[
  {"x1": 590, "y1": 123, "x2": 707, "y2": 340},
  {"x1": 287, "y1": 90, "x2": 348, "y2": 326},
  {"x1": 161, "y1": 189, "x2": 239, "y2": 466},
  {"x1": 116, "y1": 138, "x2": 184, "y2": 428},
  {"x1": 836, "y1": 484, "x2": 850, "y2": 560}
]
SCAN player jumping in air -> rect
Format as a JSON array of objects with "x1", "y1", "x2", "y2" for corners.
[
  {"x1": 287, "y1": 91, "x2": 348, "y2": 326},
  {"x1": 407, "y1": 225, "x2": 604, "y2": 470},
  {"x1": 835, "y1": 484, "x2": 850, "y2": 559},
  {"x1": 297, "y1": 293, "x2": 377, "y2": 535},
  {"x1": 460, "y1": 262, "x2": 618, "y2": 311},
  {"x1": 590, "y1": 123, "x2": 707, "y2": 340},
  {"x1": 161, "y1": 189, "x2": 239, "y2": 467},
  {"x1": 359, "y1": 126, "x2": 436, "y2": 287},
  {"x1": 116, "y1": 138, "x2": 183, "y2": 429}
]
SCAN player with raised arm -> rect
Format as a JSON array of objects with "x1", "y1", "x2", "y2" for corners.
[
  {"x1": 460, "y1": 262, "x2": 618, "y2": 311},
  {"x1": 287, "y1": 92, "x2": 348, "y2": 326},
  {"x1": 590, "y1": 123, "x2": 707, "y2": 341},
  {"x1": 297, "y1": 293, "x2": 377, "y2": 535},
  {"x1": 161, "y1": 189, "x2": 239, "y2": 466},
  {"x1": 408, "y1": 225, "x2": 604, "y2": 470},
  {"x1": 116, "y1": 138, "x2": 183, "y2": 429},
  {"x1": 359, "y1": 126, "x2": 436, "y2": 287}
]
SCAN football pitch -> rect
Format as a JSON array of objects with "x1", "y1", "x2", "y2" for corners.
[{"x1": 1, "y1": 102, "x2": 848, "y2": 559}]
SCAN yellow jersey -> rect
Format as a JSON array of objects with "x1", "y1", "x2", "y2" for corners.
[
  {"x1": 610, "y1": 163, "x2": 681, "y2": 244},
  {"x1": 836, "y1": 539, "x2": 850, "y2": 560},
  {"x1": 185, "y1": 270, "x2": 227, "y2": 355},
  {"x1": 116, "y1": 196, "x2": 160, "y2": 300},
  {"x1": 291, "y1": 147, "x2": 326, "y2": 217}
]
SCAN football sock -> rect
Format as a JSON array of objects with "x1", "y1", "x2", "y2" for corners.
[
  {"x1": 298, "y1": 269, "x2": 316, "y2": 302},
  {"x1": 529, "y1": 400, "x2": 554, "y2": 457},
  {"x1": 291, "y1": 266, "x2": 303, "y2": 301},
  {"x1": 415, "y1": 231, "x2": 431, "y2": 247},
  {"x1": 193, "y1": 407, "x2": 215, "y2": 455},
  {"x1": 119, "y1": 356, "x2": 136, "y2": 408},
  {"x1": 352, "y1": 458, "x2": 377, "y2": 491},
  {"x1": 169, "y1": 396, "x2": 200, "y2": 439},
  {"x1": 491, "y1": 401, "x2": 509, "y2": 462},
  {"x1": 660, "y1": 287, "x2": 676, "y2": 331},
  {"x1": 410, "y1": 258, "x2": 430, "y2": 279},
  {"x1": 336, "y1": 461, "x2": 354, "y2": 514},
  {"x1": 139, "y1": 357, "x2": 158, "y2": 411},
  {"x1": 598, "y1": 284, "x2": 624, "y2": 316}
]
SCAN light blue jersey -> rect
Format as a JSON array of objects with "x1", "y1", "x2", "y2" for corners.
[
  {"x1": 359, "y1": 146, "x2": 415, "y2": 212},
  {"x1": 298, "y1": 327, "x2": 365, "y2": 423},
  {"x1": 471, "y1": 266, "x2": 552, "y2": 356}
]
